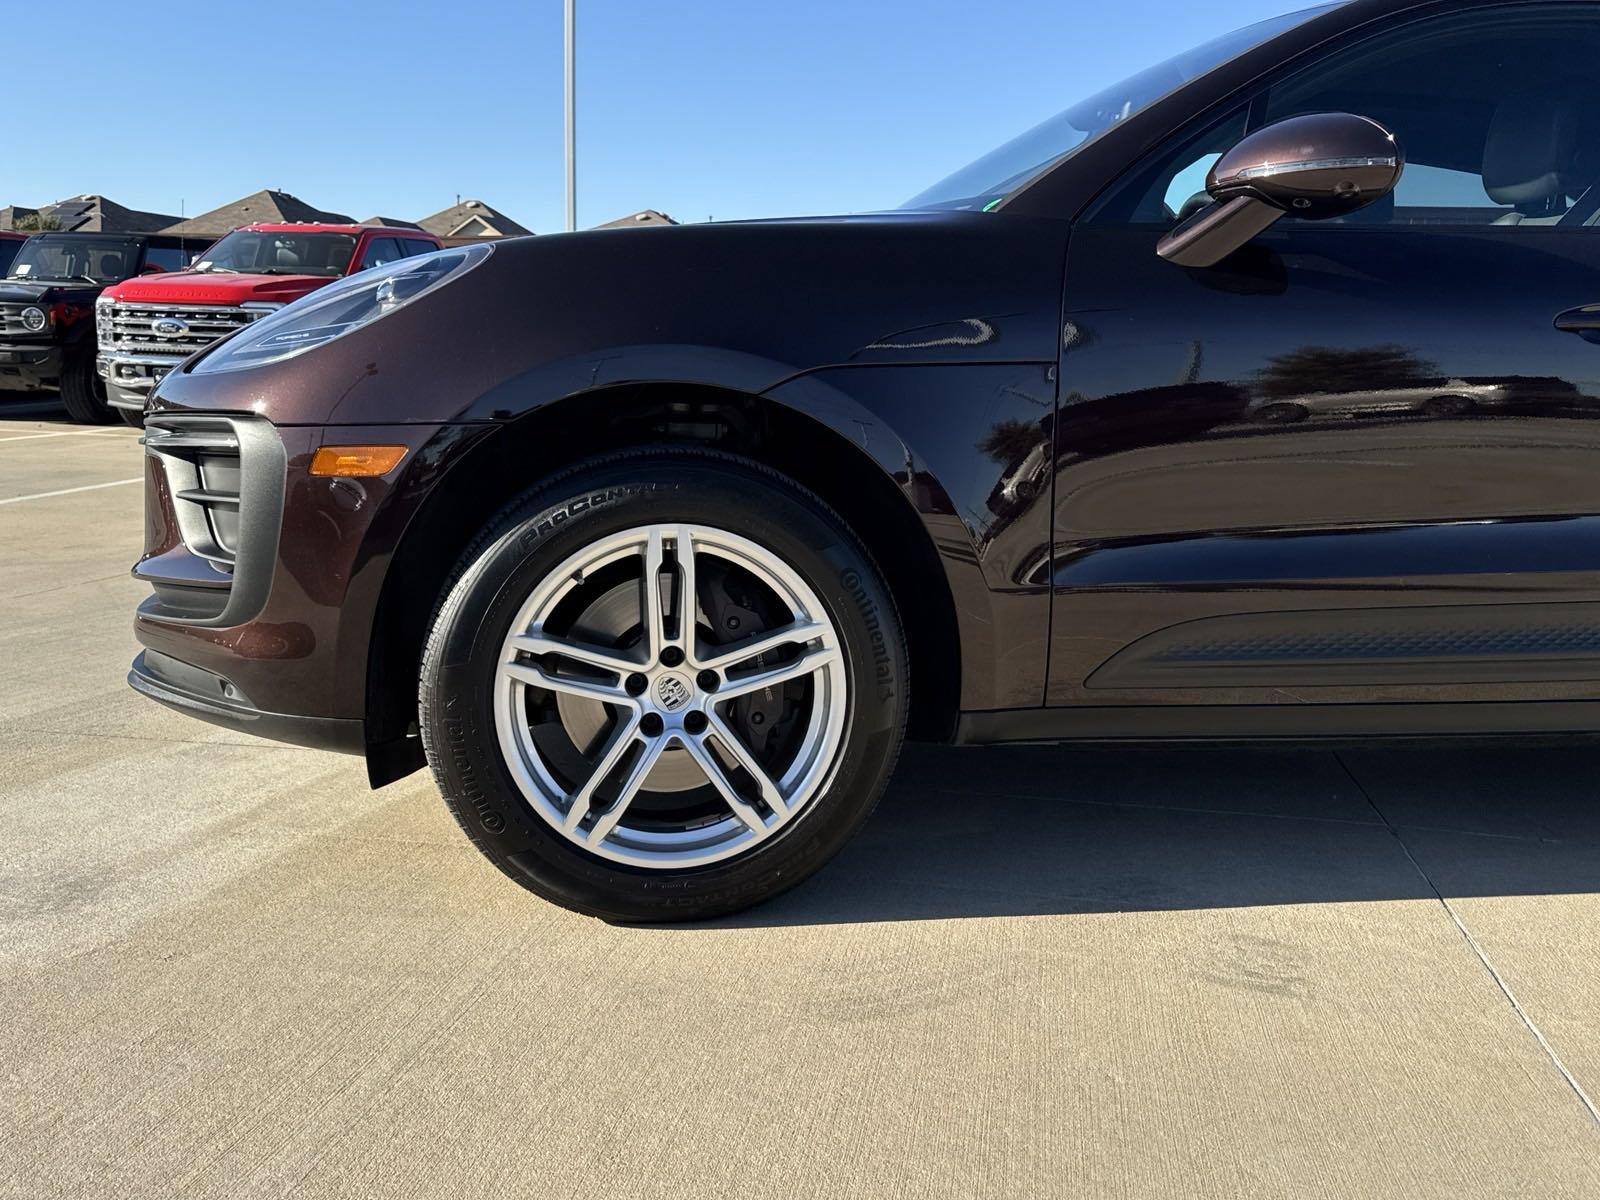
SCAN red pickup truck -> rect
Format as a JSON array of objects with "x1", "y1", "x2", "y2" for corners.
[{"x1": 97, "y1": 223, "x2": 442, "y2": 422}]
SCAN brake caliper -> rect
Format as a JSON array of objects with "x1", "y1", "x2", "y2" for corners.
[{"x1": 701, "y1": 565, "x2": 786, "y2": 756}]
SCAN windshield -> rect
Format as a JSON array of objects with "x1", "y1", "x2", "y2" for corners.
[
  {"x1": 6, "y1": 235, "x2": 141, "y2": 283},
  {"x1": 194, "y1": 231, "x2": 357, "y2": 277},
  {"x1": 902, "y1": 4, "x2": 1340, "y2": 211}
]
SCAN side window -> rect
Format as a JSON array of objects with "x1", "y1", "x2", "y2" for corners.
[
  {"x1": 401, "y1": 239, "x2": 437, "y2": 257},
  {"x1": 1093, "y1": 5, "x2": 1600, "y2": 229},
  {"x1": 1262, "y1": 7, "x2": 1600, "y2": 226},
  {"x1": 358, "y1": 237, "x2": 404, "y2": 269},
  {"x1": 1094, "y1": 108, "x2": 1249, "y2": 224}
]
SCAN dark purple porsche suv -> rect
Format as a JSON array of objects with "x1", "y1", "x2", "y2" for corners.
[{"x1": 133, "y1": 0, "x2": 1600, "y2": 918}]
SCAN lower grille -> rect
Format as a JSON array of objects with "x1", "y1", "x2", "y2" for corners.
[
  {"x1": 144, "y1": 417, "x2": 242, "y2": 566},
  {"x1": 139, "y1": 415, "x2": 285, "y2": 625}
]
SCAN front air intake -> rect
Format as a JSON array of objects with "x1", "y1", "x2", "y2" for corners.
[{"x1": 138, "y1": 415, "x2": 285, "y2": 625}]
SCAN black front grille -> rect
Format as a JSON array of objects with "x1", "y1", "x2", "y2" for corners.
[
  {"x1": 144, "y1": 417, "x2": 243, "y2": 567},
  {"x1": 140, "y1": 415, "x2": 285, "y2": 625}
]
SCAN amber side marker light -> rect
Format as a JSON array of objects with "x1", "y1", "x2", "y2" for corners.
[{"x1": 309, "y1": 445, "x2": 409, "y2": 478}]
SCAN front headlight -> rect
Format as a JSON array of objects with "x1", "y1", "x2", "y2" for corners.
[
  {"x1": 20, "y1": 306, "x2": 47, "y2": 333},
  {"x1": 95, "y1": 297, "x2": 114, "y2": 347},
  {"x1": 192, "y1": 244, "x2": 492, "y2": 375}
]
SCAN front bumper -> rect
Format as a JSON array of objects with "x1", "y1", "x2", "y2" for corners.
[
  {"x1": 0, "y1": 343, "x2": 62, "y2": 392},
  {"x1": 129, "y1": 412, "x2": 472, "y2": 757},
  {"x1": 130, "y1": 648, "x2": 364, "y2": 753},
  {"x1": 99, "y1": 351, "x2": 179, "y2": 411}
]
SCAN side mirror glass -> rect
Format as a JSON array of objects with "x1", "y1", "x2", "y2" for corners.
[{"x1": 1158, "y1": 112, "x2": 1403, "y2": 268}]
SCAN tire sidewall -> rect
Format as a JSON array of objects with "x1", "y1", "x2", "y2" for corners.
[
  {"x1": 60, "y1": 348, "x2": 114, "y2": 425},
  {"x1": 422, "y1": 458, "x2": 906, "y2": 920}
]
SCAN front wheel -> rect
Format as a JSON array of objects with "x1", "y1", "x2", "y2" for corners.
[
  {"x1": 418, "y1": 451, "x2": 908, "y2": 921},
  {"x1": 58, "y1": 351, "x2": 116, "y2": 425},
  {"x1": 1424, "y1": 395, "x2": 1475, "y2": 418}
]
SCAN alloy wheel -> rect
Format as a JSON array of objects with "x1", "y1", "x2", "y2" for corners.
[{"x1": 493, "y1": 524, "x2": 849, "y2": 868}]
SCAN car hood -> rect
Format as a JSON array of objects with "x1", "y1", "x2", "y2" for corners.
[
  {"x1": 0, "y1": 279, "x2": 104, "y2": 306},
  {"x1": 153, "y1": 210, "x2": 1071, "y2": 425},
  {"x1": 102, "y1": 272, "x2": 339, "y2": 306}
]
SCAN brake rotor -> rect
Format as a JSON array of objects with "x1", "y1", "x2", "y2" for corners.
[{"x1": 555, "y1": 581, "x2": 704, "y2": 792}]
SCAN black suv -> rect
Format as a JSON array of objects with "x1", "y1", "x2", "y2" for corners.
[
  {"x1": 0, "y1": 232, "x2": 193, "y2": 424},
  {"x1": 129, "y1": 0, "x2": 1600, "y2": 920}
]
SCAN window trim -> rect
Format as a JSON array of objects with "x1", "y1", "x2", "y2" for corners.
[{"x1": 1076, "y1": 0, "x2": 1600, "y2": 232}]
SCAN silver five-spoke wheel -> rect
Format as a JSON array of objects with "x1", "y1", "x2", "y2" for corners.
[{"x1": 493, "y1": 524, "x2": 849, "y2": 868}]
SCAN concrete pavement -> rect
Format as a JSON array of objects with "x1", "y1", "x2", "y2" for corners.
[{"x1": 2, "y1": 403, "x2": 1598, "y2": 1199}]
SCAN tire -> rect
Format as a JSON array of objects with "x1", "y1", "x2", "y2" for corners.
[
  {"x1": 1424, "y1": 395, "x2": 1474, "y2": 417},
  {"x1": 58, "y1": 351, "x2": 116, "y2": 425},
  {"x1": 419, "y1": 449, "x2": 909, "y2": 922},
  {"x1": 117, "y1": 405, "x2": 145, "y2": 428},
  {"x1": 1252, "y1": 401, "x2": 1309, "y2": 424}
]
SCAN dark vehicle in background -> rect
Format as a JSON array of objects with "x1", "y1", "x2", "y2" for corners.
[
  {"x1": 0, "y1": 232, "x2": 25, "y2": 278},
  {"x1": 0, "y1": 232, "x2": 194, "y2": 423},
  {"x1": 129, "y1": 0, "x2": 1600, "y2": 920},
  {"x1": 97, "y1": 223, "x2": 442, "y2": 422}
]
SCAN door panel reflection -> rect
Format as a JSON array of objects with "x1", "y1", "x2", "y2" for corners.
[{"x1": 1049, "y1": 225, "x2": 1600, "y2": 705}]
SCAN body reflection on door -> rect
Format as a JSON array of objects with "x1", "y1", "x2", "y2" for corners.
[{"x1": 1048, "y1": 227, "x2": 1600, "y2": 706}]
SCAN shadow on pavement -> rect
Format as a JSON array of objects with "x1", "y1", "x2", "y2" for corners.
[
  {"x1": 0, "y1": 394, "x2": 68, "y2": 422},
  {"x1": 697, "y1": 742, "x2": 1600, "y2": 927}
]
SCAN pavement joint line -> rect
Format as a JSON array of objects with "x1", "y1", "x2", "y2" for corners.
[
  {"x1": 0, "y1": 478, "x2": 142, "y2": 507},
  {"x1": 1379, "y1": 821, "x2": 1572, "y2": 846},
  {"x1": 9, "y1": 726, "x2": 321, "y2": 751},
  {"x1": 1, "y1": 571, "x2": 135, "y2": 602},
  {"x1": 1333, "y1": 750, "x2": 1600, "y2": 1129},
  {"x1": 0, "y1": 428, "x2": 141, "y2": 444}
]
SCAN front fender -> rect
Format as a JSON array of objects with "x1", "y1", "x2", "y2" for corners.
[
  {"x1": 457, "y1": 353, "x2": 1056, "y2": 710},
  {"x1": 460, "y1": 344, "x2": 811, "y2": 421},
  {"x1": 764, "y1": 364, "x2": 1055, "y2": 710}
]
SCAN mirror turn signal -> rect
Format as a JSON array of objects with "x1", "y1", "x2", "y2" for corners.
[{"x1": 1158, "y1": 112, "x2": 1403, "y2": 268}]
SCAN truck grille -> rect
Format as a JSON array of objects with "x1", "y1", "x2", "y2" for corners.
[
  {"x1": 140, "y1": 415, "x2": 285, "y2": 625},
  {"x1": 101, "y1": 300, "x2": 266, "y2": 356},
  {"x1": 0, "y1": 303, "x2": 42, "y2": 336}
]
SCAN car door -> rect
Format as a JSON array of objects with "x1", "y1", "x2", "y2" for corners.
[{"x1": 1048, "y1": 2, "x2": 1600, "y2": 718}]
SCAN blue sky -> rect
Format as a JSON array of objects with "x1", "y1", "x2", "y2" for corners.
[{"x1": 7, "y1": 0, "x2": 1300, "y2": 232}]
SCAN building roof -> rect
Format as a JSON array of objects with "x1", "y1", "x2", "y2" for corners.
[
  {"x1": 416, "y1": 199, "x2": 533, "y2": 239},
  {"x1": 0, "y1": 195, "x2": 180, "y2": 234},
  {"x1": 0, "y1": 206, "x2": 39, "y2": 231},
  {"x1": 163, "y1": 189, "x2": 355, "y2": 239},
  {"x1": 593, "y1": 209, "x2": 679, "y2": 229},
  {"x1": 4, "y1": 190, "x2": 534, "y2": 241}
]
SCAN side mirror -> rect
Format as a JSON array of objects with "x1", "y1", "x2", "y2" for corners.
[{"x1": 1158, "y1": 112, "x2": 1403, "y2": 268}]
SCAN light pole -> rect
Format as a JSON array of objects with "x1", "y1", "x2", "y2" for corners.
[{"x1": 565, "y1": 0, "x2": 576, "y2": 232}]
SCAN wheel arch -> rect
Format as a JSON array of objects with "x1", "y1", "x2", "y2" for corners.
[{"x1": 363, "y1": 380, "x2": 964, "y2": 786}]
